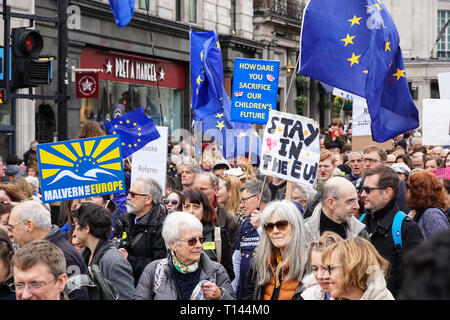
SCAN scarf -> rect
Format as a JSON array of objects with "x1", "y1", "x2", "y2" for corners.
[{"x1": 171, "y1": 250, "x2": 200, "y2": 274}]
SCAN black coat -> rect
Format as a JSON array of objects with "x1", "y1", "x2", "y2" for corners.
[
  {"x1": 121, "y1": 204, "x2": 167, "y2": 286},
  {"x1": 360, "y1": 200, "x2": 424, "y2": 298},
  {"x1": 45, "y1": 225, "x2": 90, "y2": 300}
]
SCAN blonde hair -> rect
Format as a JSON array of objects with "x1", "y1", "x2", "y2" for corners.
[
  {"x1": 307, "y1": 231, "x2": 344, "y2": 262},
  {"x1": 322, "y1": 237, "x2": 389, "y2": 292},
  {"x1": 218, "y1": 175, "x2": 241, "y2": 215}
]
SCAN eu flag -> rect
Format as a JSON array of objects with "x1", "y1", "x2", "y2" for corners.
[
  {"x1": 104, "y1": 107, "x2": 160, "y2": 158},
  {"x1": 299, "y1": 0, "x2": 419, "y2": 142},
  {"x1": 109, "y1": 0, "x2": 135, "y2": 28},
  {"x1": 190, "y1": 30, "x2": 227, "y2": 121}
]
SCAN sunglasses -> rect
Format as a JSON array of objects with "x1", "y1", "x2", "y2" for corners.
[
  {"x1": 178, "y1": 237, "x2": 206, "y2": 246},
  {"x1": 361, "y1": 186, "x2": 385, "y2": 194},
  {"x1": 263, "y1": 220, "x2": 289, "y2": 233},
  {"x1": 128, "y1": 191, "x2": 149, "y2": 198},
  {"x1": 162, "y1": 198, "x2": 179, "y2": 206}
]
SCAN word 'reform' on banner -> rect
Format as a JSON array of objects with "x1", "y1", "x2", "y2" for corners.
[
  {"x1": 230, "y1": 57, "x2": 280, "y2": 124},
  {"x1": 37, "y1": 135, "x2": 126, "y2": 203},
  {"x1": 259, "y1": 110, "x2": 320, "y2": 187}
]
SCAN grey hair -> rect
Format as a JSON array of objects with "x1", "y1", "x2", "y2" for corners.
[
  {"x1": 183, "y1": 163, "x2": 201, "y2": 174},
  {"x1": 348, "y1": 151, "x2": 363, "y2": 160},
  {"x1": 252, "y1": 200, "x2": 308, "y2": 285},
  {"x1": 161, "y1": 211, "x2": 203, "y2": 249},
  {"x1": 136, "y1": 178, "x2": 163, "y2": 204},
  {"x1": 292, "y1": 183, "x2": 317, "y2": 202},
  {"x1": 15, "y1": 200, "x2": 51, "y2": 231},
  {"x1": 240, "y1": 179, "x2": 271, "y2": 204},
  {"x1": 321, "y1": 176, "x2": 352, "y2": 205},
  {"x1": 195, "y1": 171, "x2": 219, "y2": 188}
]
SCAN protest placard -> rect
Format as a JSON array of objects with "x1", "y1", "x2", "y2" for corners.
[
  {"x1": 37, "y1": 135, "x2": 126, "y2": 203},
  {"x1": 438, "y1": 72, "x2": 450, "y2": 99},
  {"x1": 432, "y1": 167, "x2": 450, "y2": 180},
  {"x1": 131, "y1": 126, "x2": 168, "y2": 192},
  {"x1": 422, "y1": 99, "x2": 450, "y2": 146},
  {"x1": 259, "y1": 110, "x2": 320, "y2": 186},
  {"x1": 230, "y1": 57, "x2": 280, "y2": 124}
]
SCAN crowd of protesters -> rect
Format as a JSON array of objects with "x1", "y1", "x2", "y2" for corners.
[{"x1": 0, "y1": 119, "x2": 449, "y2": 300}]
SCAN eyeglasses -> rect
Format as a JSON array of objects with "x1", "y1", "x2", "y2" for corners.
[
  {"x1": 361, "y1": 186, "x2": 385, "y2": 194},
  {"x1": 128, "y1": 191, "x2": 149, "y2": 198},
  {"x1": 162, "y1": 198, "x2": 179, "y2": 206},
  {"x1": 7, "y1": 220, "x2": 26, "y2": 232},
  {"x1": 240, "y1": 194, "x2": 257, "y2": 204},
  {"x1": 334, "y1": 197, "x2": 359, "y2": 206},
  {"x1": 363, "y1": 158, "x2": 381, "y2": 164},
  {"x1": 8, "y1": 279, "x2": 56, "y2": 292},
  {"x1": 326, "y1": 265, "x2": 342, "y2": 275},
  {"x1": 178, "y1": 237, "x2": 205, "y2": 246},
  {"x1": 263, "y1": 220, "x2": 289, "y2": 233}
]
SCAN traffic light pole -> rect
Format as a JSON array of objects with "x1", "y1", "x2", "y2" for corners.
[
  {"x1": 57, "y1": 0, "x2": 69, "y2": 141},
  {"x1": 1, "y1": 0, "x2": 70, "y2": 140}
]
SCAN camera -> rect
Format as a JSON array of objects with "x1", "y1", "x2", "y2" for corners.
[{"x1": 112, "y1": 238, "x2": 129, "y2": 250}]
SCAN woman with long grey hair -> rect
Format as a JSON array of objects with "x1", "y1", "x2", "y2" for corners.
[{"x1": 241, "y1": 200, "x2": 309, "y2": 300}]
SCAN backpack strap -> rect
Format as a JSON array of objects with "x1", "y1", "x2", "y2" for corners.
[
  {"x1": 214, "y1": 226, "x2": 222, "y2": 264},
  {"x1": 392, "y1": 211, "x2": 407, "y2": 250}
]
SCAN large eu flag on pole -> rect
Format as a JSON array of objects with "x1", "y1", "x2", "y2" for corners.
[
  {"x1": 104, "y1": 107, "x2": 160, "y2": 158},
  {"x1": 299, "y1": 0, "x2": 419, "y2": 142},
  {"x1": 109, "y1": 0, "x2": 135, "y2": 28},
  {"x1": 190, "y1": 31, "x2": 228, "y2": 121}
]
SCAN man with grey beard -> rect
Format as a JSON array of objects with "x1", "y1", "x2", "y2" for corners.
[{"x1": 119, "y1": 178, "x2": 167, "y2": 285}]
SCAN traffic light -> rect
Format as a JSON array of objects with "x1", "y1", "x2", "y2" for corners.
[{"x1": 11, "y1": 28, "x2": 51, "y2": 88}]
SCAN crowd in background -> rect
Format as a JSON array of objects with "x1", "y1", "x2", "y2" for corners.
[{"x1": 0, "y1": 119, "x2": 449, "y2": 300}]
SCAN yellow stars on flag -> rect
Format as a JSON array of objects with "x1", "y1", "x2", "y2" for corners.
[
  {"x1": 392, "y1": 68, "x2": 406, "y2": 81},
  {"x1": 216, "y1": 41, "x2": 221, "y2": 50},
  {"x1": 237, "y1": 132, "x2": 247, "y2": 139},
  {"x1": 215, "y1": 120, "x2": 225, "y2": 132},
  {"x1": 215, "y1": 112, "x2": 224, "y2": 118},
  {"x1": 348, "y1": 15, "x2": 362, "y2": 26},
  {"x1": 385, "y1": 40, "x2": 391, "y2": 52},
  {"x1": 341, "y1": 34, "x2": 355, "y2": 47},
  {"x1": 347, "y1": 52, "x2": 361, "y2": 67},
  {"x1": 200, "y1": 50, "x2": 204, "y2": 61}
]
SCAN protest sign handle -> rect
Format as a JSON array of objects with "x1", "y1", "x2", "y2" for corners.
[
  {"x1": 246, "y1": 124, "x2": 256, "y2": 181},
  {"x1": 256, "y1": 175, "x2": 267, "y2": 211},
  {"x1": 285, "y1": 181, "x2": 292, "y2": 200}
]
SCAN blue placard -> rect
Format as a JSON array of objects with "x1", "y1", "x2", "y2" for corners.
[
  {"x1": 37, "y1": 135, "x2": 126, "y2": 203},
  {"x1": 230, "y1": 57, "x2": 280, "y2": 124}
]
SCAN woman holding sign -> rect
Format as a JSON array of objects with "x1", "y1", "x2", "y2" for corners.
[{"x1": 241, "y1": 200, "x2": 308, "y2": 300}]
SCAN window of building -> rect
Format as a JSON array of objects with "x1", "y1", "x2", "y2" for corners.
[
  {"x1": 437, "y1": 10, "x2": 450, "y2": 58},
  {"x1": 176, "y1": 0, "x2": 181, "y2": 21},
  {"x1": 80, "y1": 81, "x2": 184, "y2": 133},
  {"x1": 139, "y1": 0, "x2": 148, "y2": 10},
  {"x1": 430, "y1": 80, "x2": 440, "y2": 99},
  {"x1": 189, "y1": 0, "x2": 197, "y2": 23}
]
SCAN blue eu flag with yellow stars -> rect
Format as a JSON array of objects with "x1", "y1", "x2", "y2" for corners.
[
  {"x1": 104, "y1": 107, "x2": 160, "y2": 158},
  {"x1": 299, "y1": 0, "x2": 419, "y2": 142},
  {"x1": 190, "y1": 30, "x2": 228, "y2": 121},
  {"x1": 109, "y1": 0, "x2": 135, "y2": 28}
]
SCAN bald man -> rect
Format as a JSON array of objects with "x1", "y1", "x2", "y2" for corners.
[{"x1": 305, "y1": 177, "x2": 369, "y2": 243}]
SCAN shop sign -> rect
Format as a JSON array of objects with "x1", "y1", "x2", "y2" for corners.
[{"x1": 76, "y1": 72, "x2": 99, "y2": 98}]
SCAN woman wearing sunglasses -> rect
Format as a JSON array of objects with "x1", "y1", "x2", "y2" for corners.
[
  {"x1": 162, "y1": 190, "x2": 183, "y2": 212},
  {"x1": 241, "y1": 200, "x2": 308, "y2": 300},
  {"x1": 134, "y1": 211, "x2": 235, "y2": 300},
  {"x1": 181, "y1": 190, "x2": 235, "y2": 282},
  {"x1": 321, "y1": 237, "x2": 393, "y2": 300}
]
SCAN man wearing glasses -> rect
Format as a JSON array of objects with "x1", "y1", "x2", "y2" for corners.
[
  {"x1": 354, "y1": 145, "x2": 408, "y2": 214},
  {"x1": 232, "y1": 179, "x2": 271, "y2": 299},
  {"x1": 10, "y1": 240, "x2": 69, "y2": 300},
  {"x1": 359, "y1": 166, "x2": 423, "y2": 298},
  {"x1": 120, "y1": 178, "x2": 167, "y2": 286},
  {"x1": 305, "y1": 177, "x2": 369, "y2": 244}
]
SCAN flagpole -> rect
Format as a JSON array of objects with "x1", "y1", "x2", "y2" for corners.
[{"x1": 246, "y1": 124, "x2": 255, "y2": 181}]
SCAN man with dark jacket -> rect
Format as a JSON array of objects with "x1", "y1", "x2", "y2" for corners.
[
  {"x1": 359, "y1": 166, "x2": 424, "y2": 298},
  {"x1": 8, "y1": 200, "x2": 89, "y2": 300},
  {"x1": 119, "y1": 178, "x2": 167, "y2": 286}
]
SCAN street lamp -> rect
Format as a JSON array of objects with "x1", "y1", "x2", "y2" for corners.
[{"x1": 282, "y1": 58, "x2": 294, "y2": 77}]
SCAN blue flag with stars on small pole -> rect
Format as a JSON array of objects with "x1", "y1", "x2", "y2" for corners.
[{"x1": 104, "y1": 107, "x2": 160, "y2": 158}]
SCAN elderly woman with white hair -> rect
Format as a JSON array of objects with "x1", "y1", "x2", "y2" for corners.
[
  {"x1": 134, "y1": 211, "x2": 235, "y2": 300},
  {"x1": 241, "y1": 200, "x2": 309, "y2": 300}
]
